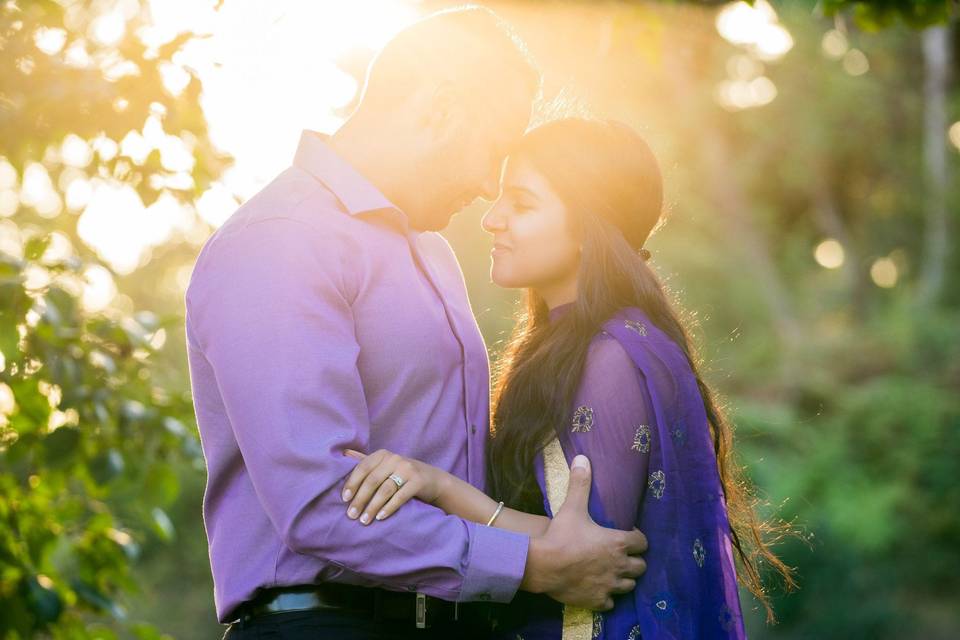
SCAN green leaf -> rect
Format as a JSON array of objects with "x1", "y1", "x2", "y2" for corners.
[
  {"x1": 90, "y1": 449, "x2": 125, "y2": 485},
  {"x1": 121, "y1": 399, "x2": 149, "y2": 423},
  {"x1": 134, "y1": 311, "x2": 160, "y2": 332},
  {"x1": 85, "y1": 625, "x2": 121, "y2": 639},
  {"x1": 0, "y1": 283, "x2": 28, "y2": 360},
  {"x1": 23, "y1": 235, "x2": 51, "y2": 262},
  {"x1": 9, "y1": 379, "x2": 51, "y2": 433},
  {"x1": 23, "y1": 575, "x2": 63, "y2": 624},
  {"x1": 150, "y1": 507, "x2": 175, "y2": 542},
  {"x1": 42, "y1": 426, "x2": 81, "y2": 467},
  {"x1": 71, "y1": 580, "x2": 127, "y2": 621},
  {"x1": 44, "y1": 286, "x2": 77, "y2": 328},
  {"x1": 131, "y1": 622, "x2": 174, "y2": 640},
  {"x1": 162, "y1": 416, "x2": 187, "y2": 437},
  {"x1": 143, "y1": 463, "x2": 179, "y2": 506}
]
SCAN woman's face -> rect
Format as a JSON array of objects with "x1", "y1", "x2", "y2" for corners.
[{"x1": 481, "y1": 155, "x2": 581, "y2": 301}]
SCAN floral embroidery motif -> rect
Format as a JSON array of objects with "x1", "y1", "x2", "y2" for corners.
[
  {"x1": 625, "y1": 319, "x2": 647, "y2": 336},
  {"x1": 719, "y1": 603, "x2": 736, "y2": 631},
  {"x1": 671, "y1": 425, "x2": 687, "y2": 447},
  {"x1": 592, "y1": 612, "x2": 603, "y2": 638},
  {"x1": 628, "y1": 625, "x2": 642, "y2": 640},
  {"x1": 693, "y1": 538, "x2": 706, "y2": 567},
  {"x1": 571, "y1": 406, "x2": 594, "y2": 433},
  {"x1": 670, "y1": 418, "x2": 687, "y2": 447},
  {"x1": 652, "y1": 592, "x2": 672, "y2": 619},
  {"x1": 648, "y1": 469, "x2": 666, "y2": 499},
  {"x1": 631, "y1": 424, "x2": 651, "y2": 453}
]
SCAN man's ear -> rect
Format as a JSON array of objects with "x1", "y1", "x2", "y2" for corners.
[{"x1": 421, "y1": 80, "x2": 467, "y2": 144}]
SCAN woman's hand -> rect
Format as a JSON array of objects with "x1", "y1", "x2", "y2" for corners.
[{"x1": 341, "y1": 448, "x2": 449, "y2": 525}]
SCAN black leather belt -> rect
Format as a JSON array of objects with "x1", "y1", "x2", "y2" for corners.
[{"x1": 230, "y1": 583, "x2": 491, "y2": 630}]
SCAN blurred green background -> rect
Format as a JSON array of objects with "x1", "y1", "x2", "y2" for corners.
[{"x1": 1, "y1": 1, "x2": 958, "y2": 638}]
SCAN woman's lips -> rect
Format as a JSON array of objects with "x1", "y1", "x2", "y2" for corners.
[{"x1": 491, "y1": 242, "x2": 512, "y2": 257}]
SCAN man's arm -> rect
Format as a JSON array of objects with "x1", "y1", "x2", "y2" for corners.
[
  {"x1": 187, "y1": 217, "x2": 527, "y2": 603},
  {"x1": 338, "y1": 443, "x2": 650, "y2": 610}
]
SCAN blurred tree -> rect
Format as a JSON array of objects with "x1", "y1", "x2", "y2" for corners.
[
  {"x1": 819, "y1": 0, "x2": 955, "y2": 30},
  {"x1": 468, "y1": 2, "x2": 960, "y2": 637},
  {"x1": 1, "y1": 0, "x2": 957, "y2": 638},
  {"x1": 919, "y1": 23, "x2": 950, "y2": 306},
  {"x1": 0, "y1": 0, "x2": 227, "y2": 637}
]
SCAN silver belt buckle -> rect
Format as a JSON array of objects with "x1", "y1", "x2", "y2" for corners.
[{"x1": 415, "y1": 592, "x2": 427, "y2": 629}]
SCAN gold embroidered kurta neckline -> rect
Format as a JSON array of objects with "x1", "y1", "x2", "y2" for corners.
[{"x1": 543, "y1": 437, "x2": 597, "y2": 640}]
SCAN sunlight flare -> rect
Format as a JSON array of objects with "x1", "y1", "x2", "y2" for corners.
[
  {"x1": 716, "y1": 1, "x2": 793, "y2": 61},
  {"x1": 814, "y1": 239, "x2": 845, "y2": 269}
]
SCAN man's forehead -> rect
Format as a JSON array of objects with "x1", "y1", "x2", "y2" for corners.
[
  {"x1": 494, "y1": 109, "x2": 531, "y2": 154},
  {"x1": 480, "y1": 84, "x2": 532, "y2": 137}
]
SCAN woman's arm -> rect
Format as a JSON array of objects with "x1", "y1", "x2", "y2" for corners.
[
  {"x1": 340, "y1": 449, "x2": 550, "y2": 537},
  {"x1": 433, "y1": 469, "x2": 550, "y2": 537},
  {"x1": 561, "y1": 335, "x2": 653, "y2": 531}
]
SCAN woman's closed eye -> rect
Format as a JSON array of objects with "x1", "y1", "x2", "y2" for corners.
[{"x1": 513, "y1": 202, "x2": 534, "y2": 214}]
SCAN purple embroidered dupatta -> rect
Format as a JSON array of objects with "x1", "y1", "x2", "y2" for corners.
[{"x1": 523, "y1": 307, "x2": 747, "y2": 639}]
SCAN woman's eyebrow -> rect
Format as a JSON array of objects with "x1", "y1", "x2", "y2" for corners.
[{"x1": 504, "y1": 185, "x2": 539, "y2": 200}]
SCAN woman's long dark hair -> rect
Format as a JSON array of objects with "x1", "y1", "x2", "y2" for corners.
[{"x1": 487, "y1": 118, "x2": 796, "y2": 622}]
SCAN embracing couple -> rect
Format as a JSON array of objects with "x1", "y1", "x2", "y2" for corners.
[{"x1": 186, "y1": 6, "x2": 788, "y2": 639}]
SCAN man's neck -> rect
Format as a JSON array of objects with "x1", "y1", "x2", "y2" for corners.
[{"x1": 329, "y1": 116, "x2": 408, "y2": 211}]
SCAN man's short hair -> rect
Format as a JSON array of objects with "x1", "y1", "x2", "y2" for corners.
[{"x1": 360, "y1": 6, "x2": 541, "y2": 112}]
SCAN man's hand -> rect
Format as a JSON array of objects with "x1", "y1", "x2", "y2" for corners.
[{"x1": 521, "y1": 455, "x2": 648, "y2": 610}]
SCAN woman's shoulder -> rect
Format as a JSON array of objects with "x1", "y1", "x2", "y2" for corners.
[
  {"x1": 585, "y1": 327, "x2": 634, "y2": 368},
  {"x1": 589, "y1": 307, "x2": 662, "y2": 361},
  {"x1": 606, "y1": 306, "x2": 662, "y2": 340},
  {"x1": 594, "y1": 306, "x2": 692, "y2": 393},
  {"x1": 602, "y1": 307, "x2": 688, "y2": 362},
  {"x1": 573, "y1": 328, "x2": 651, "y2": 437}
]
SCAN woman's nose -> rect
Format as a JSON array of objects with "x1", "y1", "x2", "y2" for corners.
[{"x1": 481, "y1": 205, "x2": 507, "y2": 233}]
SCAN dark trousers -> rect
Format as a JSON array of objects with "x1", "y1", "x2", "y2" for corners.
[{"x1": 221, "y1": 607, "x2": 494, "y2": 640}]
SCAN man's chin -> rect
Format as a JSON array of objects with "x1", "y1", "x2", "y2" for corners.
[{"x1": 408, "y1": 208, "x2": 456, "y2": 232}]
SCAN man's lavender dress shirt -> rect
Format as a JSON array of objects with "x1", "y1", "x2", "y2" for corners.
[{"x1": 185, "y1": 130, "x2": 529, "y2": 622}]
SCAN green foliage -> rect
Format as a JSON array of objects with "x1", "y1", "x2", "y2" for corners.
[
  {"x1": 458, "y1": 3, "x2": 960, "y2": 637},
  {"x1": 0, "y1": 0, "x2": 229, "y2": 206},
  {"x1": 734, "y1": 304, "x2": 960, "y2": 630},
  {"x1": 0, "y1": 240, "x2": 201, "y2": 637},
  {"x1": 820, "y1": 0, "x2": 956, "y2": 30},
  {"x1": 1, "y1": 0, "x2": 957, "y2": 638},
  {"x1": 0, "y1": 0, "x2": 217, "y2": 636}
]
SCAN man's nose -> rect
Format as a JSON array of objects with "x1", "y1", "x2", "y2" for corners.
[{"x1": 478, "y1": 173, "x2": 501, "y2": 202}]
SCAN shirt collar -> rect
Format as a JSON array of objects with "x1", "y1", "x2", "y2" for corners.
[{"x1": 292, "y1": 129, "x2": 399, "y2": 218}]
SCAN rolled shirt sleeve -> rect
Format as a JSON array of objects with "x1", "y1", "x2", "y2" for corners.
[{"x1": 187, "y1": 216, "x2": 528, "y2": 603}]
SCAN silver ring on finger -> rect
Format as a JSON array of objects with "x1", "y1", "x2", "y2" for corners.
[{"x1": 388, "y1": 473, "x2": 405, "y2": 489}]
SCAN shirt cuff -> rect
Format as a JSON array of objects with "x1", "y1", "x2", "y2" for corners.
[{"x1": 458, "y1": 521, "x2": 529, "y2": 603}]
